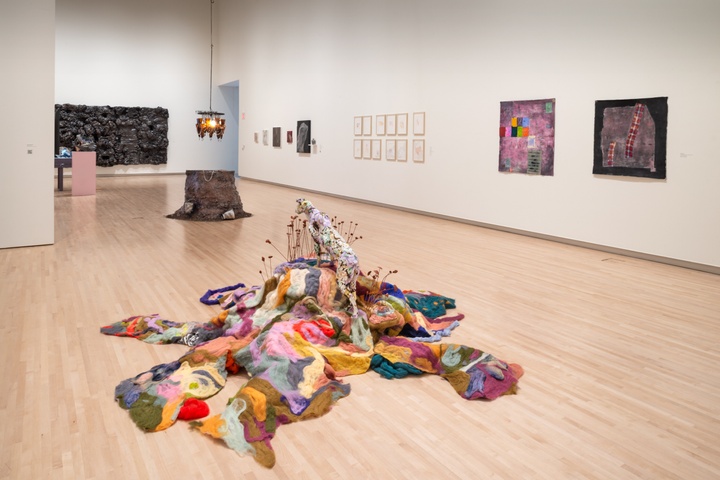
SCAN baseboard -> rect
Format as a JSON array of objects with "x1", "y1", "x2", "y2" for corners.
[{"x1": 239, "y1": 176, "x2": 720, "y2": 276}]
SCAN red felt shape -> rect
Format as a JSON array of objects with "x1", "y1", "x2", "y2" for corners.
[{"x1": 177, "y1": 398, "x2": 210, "y2": 420}]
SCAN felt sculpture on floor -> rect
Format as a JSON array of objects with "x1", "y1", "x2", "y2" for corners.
[
  {"x1": 499, "y1": 98, "x2": 555, "y2": 175},
  {"x1": 101, "y1": 199, "x2": 524, "y2": 468},
  {"x1": 593, "y1": 97, "x2": 668, "y2": 179}
]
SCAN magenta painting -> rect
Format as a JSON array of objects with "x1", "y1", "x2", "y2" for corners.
[{"x1": 498, "y1": 98, "x2": 555, "y2": 176}]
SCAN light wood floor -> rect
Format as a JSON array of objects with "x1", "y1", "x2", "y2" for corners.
[{"x1": 1, "y1": 175, "x2": 719, "y2": 479}]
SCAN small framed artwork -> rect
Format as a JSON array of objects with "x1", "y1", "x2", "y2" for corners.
[
  {"x1": 397, "y1": 113, "x2": 408, "y2": 135},
  {"x1": 262, "y1": 129, "x2": 269, "y2": 145},
  {"x1": 396, "y1": 139, "x2": 407, "y2": 162},
  {"x1": 413, "y1": 112, "x2": 425, "y2": 135},
  {"x1": 254, "y1": 132, "x2": 259, "y2": 143},
  {"x1": 354, "y1": 116, "x2": 362, "y2": 136},
  {"x1": 272, "y1": 127, "x2": 281, "y2": 147},
  {"x1": 412, "y1": 139, "x2": 425, "y2": 163},
  {"x1": 296, "y1": 120, "x2": 311, "y2": 153},
  {"x1": 371, "y1": 139, "x2": 382, "y2": 160},
  {"x1": 386, "y1": 114, "x2": 396, "y2": 135},
  {"x1": 354, "y1": 139, "x2": 363, "y2": 159},
  {"x1": 362, "y1": 116, "x2": 372, "y2": 136},
  {"x1": 386, "y1": 139, "x2": 396, "y2": 161},
  {"x1": 376, "y1": 115, "x2": 386, "y2": 136},
  {"x1": 287, "y1": 130, "x2": 293, "y2": 143},
  {"x1": 362, "y1": 139, "x2": 371, "y2": 159}
]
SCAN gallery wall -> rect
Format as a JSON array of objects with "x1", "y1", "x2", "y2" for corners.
[
  {"x1": 0, "y1": 0, "x2": 55, "y2": 248},
  {"x1": 215, "y1": 0, "x2": 720, "y2": 269},
  {"x1": 54, "y1": 0, "x2": 237, "y2": 175}
]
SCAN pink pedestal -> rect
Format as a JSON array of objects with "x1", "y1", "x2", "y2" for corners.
[{"x1": 72, "y1": 152, "x2": 96, "y2": 196}]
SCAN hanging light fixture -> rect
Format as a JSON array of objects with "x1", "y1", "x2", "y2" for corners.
[{"x1": 196, "y1": 0, "x2": 225, "y2": 140}]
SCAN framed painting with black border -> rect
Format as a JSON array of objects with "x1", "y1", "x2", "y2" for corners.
[
  {"x1": 354, "y1": 139, "x2": 363, "y2": 159},
  {"x1": 412, "y1": 139, "x2": 425, "y2": 163},
  {"x1": 413, "y1": 112, "x2": 425, "y2": 135},
  {"x1": 376, "y1": 115, "x2": 386, "y2": 136},
  {"x1": 362, "y1": 139, "x2": 371, "y2": 159},
  {"x1": 397, "y1": 113, "x2": 408, "y2": 135},
  {"x1": 362, "y1": 116, "x2": 372, "y2": 136},
  {"x1": 386, "y1": 139, "x2": 396, "y2": 161},
  {"x1": 386, "y1": 114, "x2": 396, "y2": 135},
  {"x1": 593, "y1": 96, "x2": 667, "y2": 179},
  {"x1": 371, "y1": 139, "x2": 382, "y2": 160},
  {"x1": 396, "y1": 139, "x2": 407, "y2": 162},
  {"x1": 354, "y1": 116, "x2": 362, "y2": 136}
]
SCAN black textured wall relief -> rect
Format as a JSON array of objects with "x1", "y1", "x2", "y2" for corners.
[{"x1": 55, "y1": 104, "x2": 169, "y2": 167}]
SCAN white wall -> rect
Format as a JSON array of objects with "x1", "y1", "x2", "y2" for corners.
[
  {"x1": 55, "y1": 0, "x2": 237, "y2": 174},
  {"x1": 216, "y1": 0, "x2": 720, "y2": 269},
  {"x1": 0, "y1": 0, "x2": 55, "y2": 248}
]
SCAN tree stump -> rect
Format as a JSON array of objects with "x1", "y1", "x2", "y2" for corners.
[{"x1": 167, "y1": 170, "x2": 251, "y2": 221}]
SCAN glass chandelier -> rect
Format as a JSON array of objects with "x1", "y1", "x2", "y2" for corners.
[
  {"x1": 196, "y1": 0, "x2": 225, "y2": 140},
  {"x1": 196, "y1": 111, "x2": 225, "y2": 140}
]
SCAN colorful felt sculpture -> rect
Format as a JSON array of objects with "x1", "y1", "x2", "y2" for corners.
[
  {"x1": 295, "y1": 198, "x2": 360, "y2": 316},
  {"x1": 101, "y1": 199, "x2": 523, "y2": 468}
]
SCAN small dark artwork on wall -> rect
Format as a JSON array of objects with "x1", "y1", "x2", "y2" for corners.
[
  {"x1": 287, "y1": 130, "x2": 293, "y2": 144},
  {"x1": 593, "y1": 97, "x2": 668, "y2": 179},
  {"x1": 296, "y1": 120, "x2": 311, "y2": 153},
  {"x1": 272, "y1": 127, "x2": 281, "y2": 147},
  {"x1": 55, "y1": 104, "x2": 169, "y2": 167}
]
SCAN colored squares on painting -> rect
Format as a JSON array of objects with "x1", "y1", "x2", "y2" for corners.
[
  {"x1": 500, "y1": 118, "x2": 531, "y2": 137},
  {"x1": 498, "y1": 99, "x2": 555, "y2": 176}
]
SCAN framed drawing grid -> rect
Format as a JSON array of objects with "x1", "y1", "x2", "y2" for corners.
[
  {"x1": 376, "y1": 115, "x2": 386, "y2": 136},
  {"x1": 396, "y1": 139, "x2": 407, "y2": 162},
  {"x1": 362, "y1": 116, "x2": 372, "y2": 136},
  {"x1": 397, "y1": 113, "x2": 408, "y2": 135},
  {"x1": 371, "y1": 139, "x2": 382, "y2": 160},
  {"x1": 412, "y1": 139, "x2": 425, "y2": 163},
  {"x1": 354, "y1": 116, "x2": 362, "y2": 136},
  {"x1": 413, "y1": 112, "x2": 425, "y2": 135},
  {"x1": 386, "y1": 139, "x2": 396, "y2": 161},
  {"x1": 362, "y1": 139, "x2": 371, "y2": 159},
  {"x1": 386, "y1": 114, "x2": 396, "y2": 135}
]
